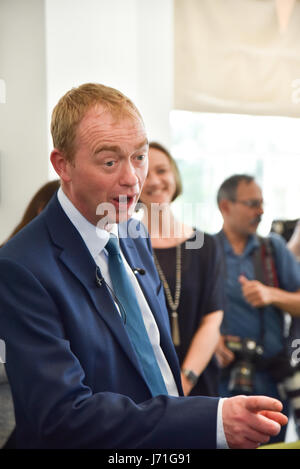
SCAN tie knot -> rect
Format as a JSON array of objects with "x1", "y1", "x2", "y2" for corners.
[{"x1": 105, "y1": 235, "x2": 120, "y2": 256}]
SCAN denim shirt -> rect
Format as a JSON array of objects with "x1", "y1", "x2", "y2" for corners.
[{"x1": 219, "y1": 232, "x2": 300, "y2": 358}]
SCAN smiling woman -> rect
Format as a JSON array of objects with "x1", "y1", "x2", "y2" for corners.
[{"x1": 139, "y1": 141, "x2": 224, "y2": 397}]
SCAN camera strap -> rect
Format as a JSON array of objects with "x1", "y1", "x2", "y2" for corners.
[
  {"x1": 252, "y1": 236, "x2": 286, "y2": 347},
  {"x1": 252, "y1": 236, "x2": 279, "y2": 288},
  {"x1": 215, "y1": 231, "x2": 284, "y2": 346}
]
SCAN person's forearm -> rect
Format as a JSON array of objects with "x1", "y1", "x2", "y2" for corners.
[
  {"x1": 287, "y1": 240, "x2": 300, "y2": 259},
  {"x1": 270, "y1": 287, "x2": 300, "y2": 317},
  {"x1": 182, "y1": 311, "x2": 223, "y2": 376},
  {"x1": 182, "y1": 326, "x2": 219, "y2": 376}
]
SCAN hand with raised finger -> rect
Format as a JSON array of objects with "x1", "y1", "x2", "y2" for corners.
[{"x1": 222, "y1": 395, "x2": 288, "y2": 449}]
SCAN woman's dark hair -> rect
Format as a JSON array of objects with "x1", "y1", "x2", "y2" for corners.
[
  {"x1": 4, "y1": 179, "x2": 60, "y2": 243},
  {"x1": 148, "y1": 141, "x2": 183, "y2": 202}
]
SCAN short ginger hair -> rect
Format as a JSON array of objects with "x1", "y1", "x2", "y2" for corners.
[{"x1": 51, "y1": 83, "x2": 143, "y2": 162}]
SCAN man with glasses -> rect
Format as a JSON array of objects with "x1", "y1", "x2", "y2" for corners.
[{"x1": 215, "y1": 174, "x2": 300, "y2": 443}]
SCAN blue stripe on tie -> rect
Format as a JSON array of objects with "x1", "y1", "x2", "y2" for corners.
[{"x1": 106, "y1": 235, "x2": 168, "y2": 397}]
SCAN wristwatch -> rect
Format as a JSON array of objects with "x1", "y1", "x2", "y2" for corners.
[{"x1": 181, "y1": 368, "x2": 199, "y2": 386}]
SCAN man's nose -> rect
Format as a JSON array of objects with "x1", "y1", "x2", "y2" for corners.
[
  {"x1": 258, "y1": 204, "x2": 264, "y2": 215},
  {"x1": 120, "y1": 161, "x2": 139, "y2": 187}
]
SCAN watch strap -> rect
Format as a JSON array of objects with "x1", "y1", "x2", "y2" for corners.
[{"x1": 181, "y1": 368, "x2": 199, "y2": 386}]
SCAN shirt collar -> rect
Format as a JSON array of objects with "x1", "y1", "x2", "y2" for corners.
[
  {"x1": 244, "y1": 234, "x2": 260, "y2": 256},
  {"x1": 221, "y1": 229, "x2": 260, "y2": 256},
  {"x1": 57, "y1": 187, "x2": 118, "y2": 260}
]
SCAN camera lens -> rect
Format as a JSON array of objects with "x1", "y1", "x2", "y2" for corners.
[{"x1": 228, "y1": 361, "x2": 255, "y2": 395}]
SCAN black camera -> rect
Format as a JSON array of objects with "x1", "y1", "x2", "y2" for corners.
[
  {"x1": 270, "y1": 219, "x2": 299, "y2": 242},
  {"x1": 225, "y1": 337, "x2": 264, "y2": 395}
]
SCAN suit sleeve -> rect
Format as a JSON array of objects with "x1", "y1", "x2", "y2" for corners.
[{"x1": 0, "y1": 258, "x2": 219, "y2": 449}]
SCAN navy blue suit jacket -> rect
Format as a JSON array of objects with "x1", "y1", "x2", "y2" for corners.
[{"x1": 0, "y1": 195, "x2": 219, "y2": 448}]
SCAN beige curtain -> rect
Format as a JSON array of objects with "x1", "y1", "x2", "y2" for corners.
[{"x1": 174, "y1": 0, "x2": 300, "y2": 117}]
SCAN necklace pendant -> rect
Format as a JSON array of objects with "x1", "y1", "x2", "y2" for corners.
[
  {"x1": 153, "y1": 247, "x2": 182, "y2": 347},
  {"x1": 171, "y1": 311, "x2": 180, "y2": 346}
]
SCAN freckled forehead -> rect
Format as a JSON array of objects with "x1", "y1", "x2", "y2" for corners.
[{"x1": 77, "y1": 105, "x2": 146, "y2": 145}]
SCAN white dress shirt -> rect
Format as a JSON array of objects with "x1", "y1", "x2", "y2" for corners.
[
  {"x1": 57, "y1": 187, "x2": 228, "y2": 448},
  {"x1": 57, "y1": 187, "x2": 178, "y2": 396}
]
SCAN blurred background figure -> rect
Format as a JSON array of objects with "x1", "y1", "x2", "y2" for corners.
[
  {"x1": 287, "y1": 221, "x2": 300, "y2": 262},
  {"x1": 215, "y1": 174, "x2": 300, "y2": 443},
  {"x1": 271, "y1": 217, "x2": 300, "y2": 438},
  {"x1": 139, "y1": 142, "x2": 224, "y2": 397},
  {"x1": 0, "y1": 179, "x2": 60, "y2": 449},
  {"x1": 3, "y1": 180, "x2": 61, "y2": 245},
  {"x1": 271, "y1": 219, "x2": 300, "y2": 247}
]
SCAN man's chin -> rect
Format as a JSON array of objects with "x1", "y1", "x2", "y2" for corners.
[
  {"x1": 95, "y1": 200, "x2": 136, "y2": 228},
  {"x1": 99, "y1": 211, "x2": 132, "y2": 227},
  {"x1": 117, "y1": 209, "x2": 134, "y2": 224},
  {"x1": 247, "y1": 226, "x2": 259, "y2": 236}
]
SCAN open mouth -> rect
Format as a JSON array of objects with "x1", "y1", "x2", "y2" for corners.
[{"x1": 112, "y1": 195, "x2": 136, "y2": 209}]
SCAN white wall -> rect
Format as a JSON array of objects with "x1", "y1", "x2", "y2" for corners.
[
  {"x1": 0, "y1": 0, "x2": 174, "y2": 241},
  {"x1": 45, "y1": 0, "x2": 174, "y2": 174},
  {"x1": 135, "y1": 0, "x2": 174, "y2": 144},
  {"x1": 0, "y1": 0, "x2": 49, "y2": 241}
]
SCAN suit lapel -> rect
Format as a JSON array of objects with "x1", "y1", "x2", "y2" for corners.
[
  {"x1": 44, "y1": 198, "x2": 181, "y2": 393},
  {"x1": 44, "y1": 197, "x2": 148, "y2": 381}
]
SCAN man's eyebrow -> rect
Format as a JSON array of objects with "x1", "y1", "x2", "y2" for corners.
[
  {"x1": 130, "y1": 138, "x2": 149, "y2": 151},
  {"x1": 95, "y1": 144, "x2": 121, "y2": 154},
  {"x1": 95, "y1": 139, "x2": 148, "y2": 154},
  {"x1": 136, "y1": 138, "x2": 149, "y2": 149}
]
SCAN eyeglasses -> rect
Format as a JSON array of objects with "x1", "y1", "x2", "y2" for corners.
[{"x1": 232, "y1": 199, "x2": 264, "y2": 209}]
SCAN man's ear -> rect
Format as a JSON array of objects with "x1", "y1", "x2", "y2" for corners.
[
  {"x1": 50, "y1": 149, "x2": 72, "y2": 183},
  {"x1": 219, "y1": 199, "x2": 231, "y2": 216}
]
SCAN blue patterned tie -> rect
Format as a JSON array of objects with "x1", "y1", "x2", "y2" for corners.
[{"x1": 105, "y1": 235, "x2": 168, "y2": 396}]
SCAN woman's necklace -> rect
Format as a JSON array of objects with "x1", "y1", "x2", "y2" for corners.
[{"x1": 153, "y1": 244, "x2": 182, "y2": 346}]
